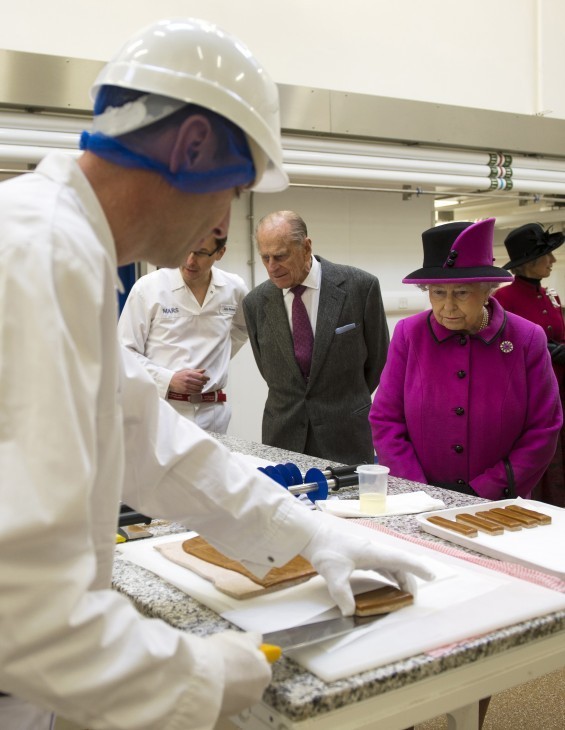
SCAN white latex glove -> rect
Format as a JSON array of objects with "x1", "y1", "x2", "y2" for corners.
[
  {"x1": 301, "y1": 523, "x2": 435, "y2": 616},
  {"x1": 206, "y1": 630, "x2": 271, "y2": 717}
]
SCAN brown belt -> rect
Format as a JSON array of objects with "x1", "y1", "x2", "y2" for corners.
[{"x1": 167, "y1": 389, "x2": 226, "y2": 403}]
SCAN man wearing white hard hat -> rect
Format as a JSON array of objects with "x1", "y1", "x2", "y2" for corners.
[{"x1": 0, "y1": 19, "x2": 433, "y2": 730}]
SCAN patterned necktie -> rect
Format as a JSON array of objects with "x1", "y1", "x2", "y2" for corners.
[{"x1": 291, "y1": 285, "x2": 314, "y2": 380}]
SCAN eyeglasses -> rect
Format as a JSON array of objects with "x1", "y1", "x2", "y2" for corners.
[
  {"x1": 187, "y1": 239, "x2": 226, "y2": 259},
  {"x1": 188, "y1": 248, "x2": 219, "y2": 259}
]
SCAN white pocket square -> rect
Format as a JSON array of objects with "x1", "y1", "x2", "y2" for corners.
[{"x1": 335, "y1": 323, "x2": 357, "y2": 334}]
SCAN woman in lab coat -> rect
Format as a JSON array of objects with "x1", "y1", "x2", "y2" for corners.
[{"x1": 370, "y1": 218, "x2": 562, "y2": 500}]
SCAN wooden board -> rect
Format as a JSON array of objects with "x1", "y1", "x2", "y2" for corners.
[
  {"x1": 354, "y1": 585, "x2": 413, "y2": 615},
  {"x1": 155, "y1": 537, "x2": 414, "y2": 613},
  {"x1": 155, "y1": 538, "x2": 316, "y2": 598}
]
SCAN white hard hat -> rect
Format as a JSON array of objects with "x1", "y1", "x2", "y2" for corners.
[{"x1": 91, "y1": 18, "x2": 288, "y2": 193}]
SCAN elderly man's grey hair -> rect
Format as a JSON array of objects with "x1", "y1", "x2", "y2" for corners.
[{"x1": 255, "y1": 210, "x2": 308, "y2": 246}]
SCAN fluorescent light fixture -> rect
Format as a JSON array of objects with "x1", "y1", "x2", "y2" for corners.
[{"x1": 434, "y1": 198, "x2": 462, "y2": 208}]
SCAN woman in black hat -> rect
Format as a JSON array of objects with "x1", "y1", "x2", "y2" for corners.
[
  {"x1": 372, "y1": 220, "x2": 561, "y2": 730},
  {"x1": 370, "y1": 218, "x2": 562, "y2": 502},
  {"x1": 493, "y1": 223, "x2": 565, "y2": 507}
]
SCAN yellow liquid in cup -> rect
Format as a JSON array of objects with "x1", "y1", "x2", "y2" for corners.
[{"x1": 359, "y1": 492, "x2": 387, "y2": 514}]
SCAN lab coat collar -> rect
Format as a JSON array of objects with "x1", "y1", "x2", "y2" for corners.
[
  {"x1": 36, "y1": 152, "x2": 123, "y2": 293},
  {"x1": 210, "y1": 265, "x2": 227, "y2": 288},
  {"x1": 172, "y1": 264, "x2": 227, "y2": 293},
  {"x1": 171, "y1": 267, "x2": 187, "y2": 291}
]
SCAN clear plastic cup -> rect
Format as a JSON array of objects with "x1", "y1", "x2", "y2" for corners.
[{"x1": 356, "y1": 464, "x2": 389, "y2": 514}]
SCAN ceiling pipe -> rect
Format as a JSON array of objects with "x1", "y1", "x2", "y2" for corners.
[
  {"x1": 284, "y1": 163, "x2": 494, "y2": 191},
  {"x1": 0, "y1": 144, "x2": 81, "y2": 163},
  {"x1": 2, "y1": 114, "x2": 565, "y2": 198},
  {"x1": 283, "y1": 149, "x2": 493, "y2": 177},
  {"x1": 282, "y1": 134, "x2": 495, "y2": 165}
]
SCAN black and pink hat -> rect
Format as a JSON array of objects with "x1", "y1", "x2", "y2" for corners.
[{"x1": 403, "y1": 218, "x2": 512, "y2": 284}]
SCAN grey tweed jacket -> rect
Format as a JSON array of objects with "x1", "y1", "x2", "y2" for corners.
[{"x1": 242, "y1": 256, "x2": 389, "y2": 465}]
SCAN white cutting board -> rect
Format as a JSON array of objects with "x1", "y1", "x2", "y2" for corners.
[
  {"x1": 117, "y1": 521, "x2": 565, "y2": 682},
  {"x1": 416, "y1": 498, "x2": 565, "y2": 579}
]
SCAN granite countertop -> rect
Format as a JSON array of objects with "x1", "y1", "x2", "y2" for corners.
[{"x1": 112, "y1": 434, "x2": 565, "y2": 723}]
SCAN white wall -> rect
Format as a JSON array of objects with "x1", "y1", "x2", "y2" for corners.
[{"x1": 2, "y1": 0, "x2": 565, "y2": 118}]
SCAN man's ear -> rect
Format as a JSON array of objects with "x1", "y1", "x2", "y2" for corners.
[{"x1": 169, "y1": 114, "x2": 217, "y2": 174}]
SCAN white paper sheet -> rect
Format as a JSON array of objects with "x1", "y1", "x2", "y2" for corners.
[
  {"x1": 316, "y1": 491, "x2": 446, "y2": 518},
  {"x1": 220, "y1": 566, "x2": 455, "y2": 633}
]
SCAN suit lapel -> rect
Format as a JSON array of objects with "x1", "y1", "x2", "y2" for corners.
[{"x1": 308, "y1": 260, "x2": 346, "y2": 384}]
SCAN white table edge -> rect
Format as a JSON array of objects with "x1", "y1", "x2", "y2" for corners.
[{"x1": 232, "y1": 629, "x2": 565, "y2": 730}]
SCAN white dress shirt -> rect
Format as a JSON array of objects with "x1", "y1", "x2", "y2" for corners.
[{"x1": 282, "y1": 254, "x2": 321, "y2": 333}]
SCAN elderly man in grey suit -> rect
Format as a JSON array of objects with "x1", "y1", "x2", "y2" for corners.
[{"x1": 243, "y1": 210, "x2": 389, "y2": 465}]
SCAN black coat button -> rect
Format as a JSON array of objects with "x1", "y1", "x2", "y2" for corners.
[
  {"x1": 457, "y1": 479, "x2": 466, "y2": 485},
  {"x1": 449, "y1": 250, "x2": 458, "y2": 258},
  {"x1": 446, "y1": 260, "x2": 454, "y2": 267},
  {"x1": 454, "y1": 445, "x2": 464, "y2": 453},
  {"x1": 455, "y1": 407, "x2": 465, "y2": 415},
  {"x1": 459, "y1": 336, "x2": 467, "y2": 345},
  {"x1": 503, "y1": 487, "x2": 510, "y2": 497},
  {"x1": 457, "y1": 370, "x2": 466, "y2": 378}
]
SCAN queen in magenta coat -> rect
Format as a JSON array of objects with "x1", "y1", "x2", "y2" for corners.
[{"x1": 369, "y1": 218, "x2": 562, "y2": 501}]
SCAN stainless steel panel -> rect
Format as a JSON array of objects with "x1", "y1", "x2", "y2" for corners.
[
  {"x1": 1, "y1": 49, "x2": 565, "y2": 162},
  {"x1": 0, "y1": 49, "x2": 101, "y2": 113},
  {"x1": 329, "y1": 91, "x2": 565, "y2": 158},
  {"x1": 1, "y1": 49, "x2": 565, "y2": 161},
  {"x1": 278, "y1": 84, "x2": 331, "y2": 133}
]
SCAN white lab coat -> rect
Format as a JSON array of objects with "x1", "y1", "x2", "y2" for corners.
[
  {"x1": 0, "y1": 153, "x2": 319, "y2": 730},
  {"x1": 118, "y1": 265, "x2": 248, "y2": 433}
]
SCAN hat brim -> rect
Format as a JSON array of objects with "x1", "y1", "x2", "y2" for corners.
[
  {"x1": 503, "y1": 238, "x2": 565, "y2": 270},
  {"x1": 403, "y1": 265, "x2": 513, "y2": 284}
]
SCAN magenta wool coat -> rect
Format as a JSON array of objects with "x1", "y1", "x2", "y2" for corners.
[{"x1": 369, "y1": 298, "x2": 562, "y2": 499}]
